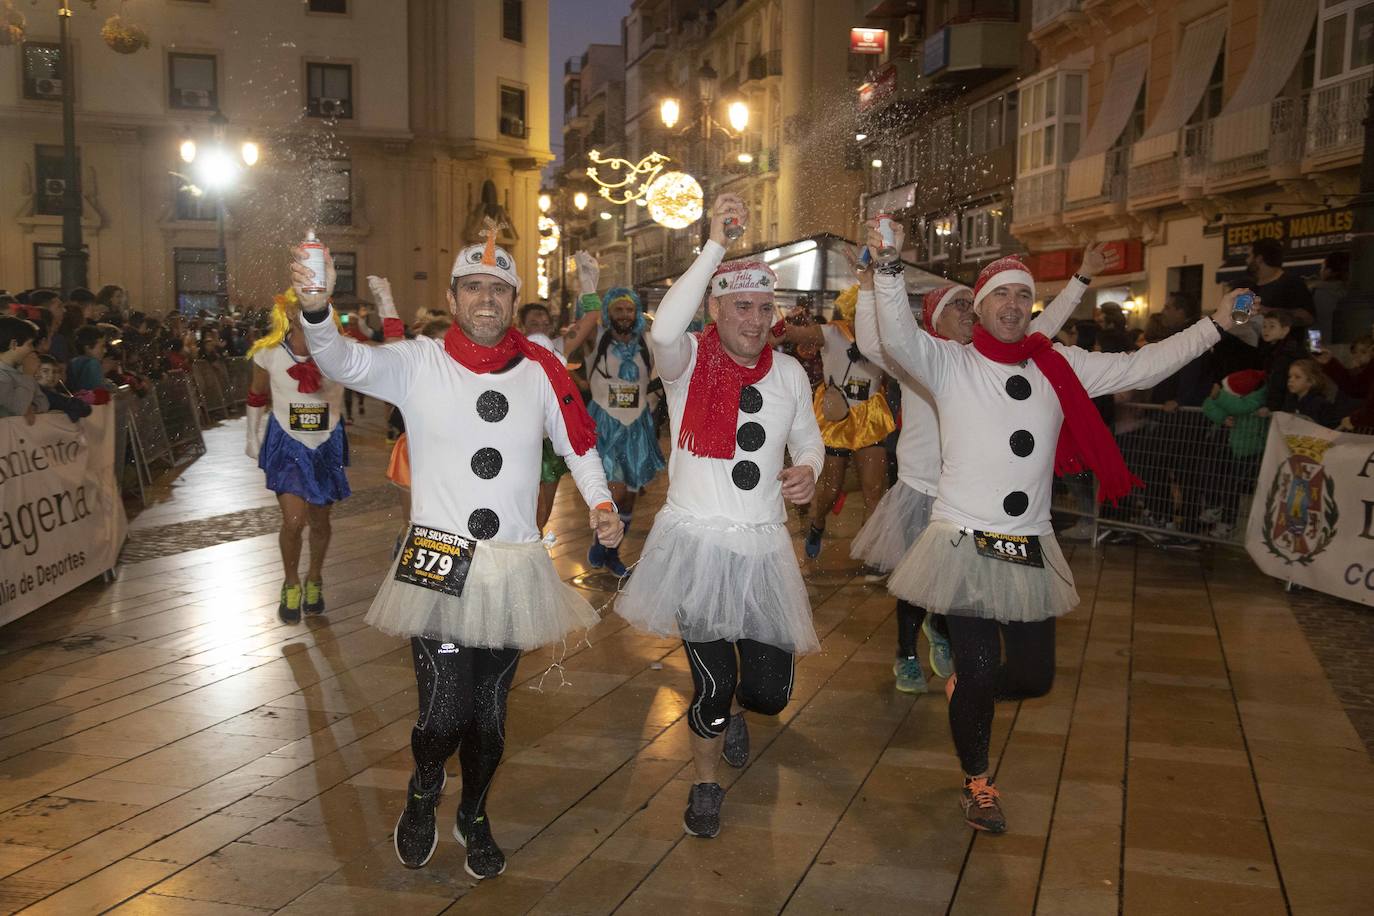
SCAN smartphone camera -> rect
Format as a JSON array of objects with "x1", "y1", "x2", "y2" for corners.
[{"x1": 1307, "y1": 328, "x2": 1323, "y2": 353}]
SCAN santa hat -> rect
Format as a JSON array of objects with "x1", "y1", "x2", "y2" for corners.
[
  {"x1": 922, "y1": 285, "x2": 972, "y2": 339},
  {"x1": 710, "y1": 260, "x2": 776, "y2": 299},
  {"x1": 450, "y1": 242, "x2": 521, "y2": 292},
  {"x1": 1222, "y1": 369, "x2": 1265, "y2": 397},
  {"x1": 971, "y1": 256, "x2": 1034, "y2": 312}
]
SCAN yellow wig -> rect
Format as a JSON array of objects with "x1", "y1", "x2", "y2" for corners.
[
  {"x1": 834, "y1": 284, "x2": 859, "y2": 324},
  {"x1": 247, "y1": 288, "x2": 343, "y2": 359}
]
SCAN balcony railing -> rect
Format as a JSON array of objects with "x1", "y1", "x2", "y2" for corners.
[
  {"x1": 639, "y1": 28, "x2": 667, "y2": 54},
  {"x1": 1127, "y1": 154, "x2": 1179, "y2": 200},
  {"x1": 1032, "y1": 0, "x2": 1084, "y2": 31},
  {"x1": 1012, "y1": 168, "x2": 1063, "y2": 224},
  {"x1": 1209, "y1": 96, "x2": 1305, "y2": 182},
  {"x1": 1180, "y1": 120, "x2": 1213, "y2": 190},
  {"x1": 746, "y1": 50, "x2": 783, "y2": 83},
  {"x1": 1306, "y1": 72, "x2": 1371, "y2": 160}
]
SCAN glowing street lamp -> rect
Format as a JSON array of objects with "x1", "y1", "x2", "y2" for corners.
[
  {"x1": 659, "y1": 97, "x2": 681, "y2": 130},
  {"x1": 179, "y1": 139, "x2": 197, "y2": 164},
  {"x1": 538, "y1": 192, "x2": 552, "y2": 213},
  {"x1": 240, "y1": 141, "x2": 260, "y2": 167},
  {"x1": 573, "y1": 191, "x2": 589, "y2": 211},
  {"x1": 727, "y1": 101, "x2": 749, "y2": 134}
]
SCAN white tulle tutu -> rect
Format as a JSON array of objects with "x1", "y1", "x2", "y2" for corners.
[
  {"x1": 886, "y1": 519, "x2": 1079, "y2": 623},
  {"x1": 849, "y1": 481, "x2": 936, "y2": 572},
  {"x1": 616, "y1": 505, "x2": 820, "y2": 654},
  {"x1": 366, "y1": 539, "x2": 598, "y2": 649}
]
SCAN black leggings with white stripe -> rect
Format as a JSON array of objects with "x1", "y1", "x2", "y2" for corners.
[
  {"x1": 409, "y1": 638, "x2": 521, "y2": 817},
  {"x1": 683, "y1": 638, "x2": 795, "y2": 739}
]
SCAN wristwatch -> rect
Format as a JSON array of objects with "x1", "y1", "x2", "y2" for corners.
[{"x1": 1073, "y1": 272, "x2": 1092, "y2": 285}]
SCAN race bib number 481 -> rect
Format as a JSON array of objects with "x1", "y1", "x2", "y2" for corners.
[
  {"x1": 972, "y1": 531, "x2": 1044, "y2": 568},
  {"x1": 395, "y1": 525, "x2": 476, "y2": 597},
  {"x1": 289, "y1": 404, "x2": 328, "y2": 432}
]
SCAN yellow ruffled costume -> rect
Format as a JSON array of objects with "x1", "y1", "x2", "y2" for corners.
[{"x1": 812, "y1": 285, "x2": 895, "y2": 452}]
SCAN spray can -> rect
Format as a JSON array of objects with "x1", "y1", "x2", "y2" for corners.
[
  {"x1": 1230, "y1": 291, "x2": 1255, "y2": 325},
  {"x1": 856, "y1": 246, "x2": 873, "y2": 273},
  {"x1": 300, "y1": 229, "x2": 328, "y2": 295},
  {"x1": 723, "y1": 215, "x2": 745, "y2": 242},
  {"x1": 876, "y1": 213, "x2": 898, "y2": 263}
]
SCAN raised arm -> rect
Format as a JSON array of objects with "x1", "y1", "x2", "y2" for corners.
[
  {"x1": 1028, "y1": 242, "x2": 1114, "y2": 339},
  {"x1": 1069, "y1": 290, "x2": 1242, "y2": 398},
  {"x1": 854, "y1": 286, "x2": 896, "y2": 375},
  {"x1": 292, "y1": 251, "x2": 417, "y2": 406},
  {"x1": 650, "y1": 193, "x2": 749, "y2": 381}
]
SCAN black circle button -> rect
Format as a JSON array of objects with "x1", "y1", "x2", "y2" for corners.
[
  {"x1": 1009, "y1": 430, "x2": 1035, "y2": 458},
  {"x1": 731, "y1": 461, "x2": 761, "y2": 490},
  {"x1": 739, "y1": 386, "x2": 763, "y2": 414},
  {"x1": 467, "y1": 508, "x2": 501, "y2": 539},
  {"x1": 1003, "y1": 491, "x2": 1029, "y2": 517},
  {"x1": 471, "y1": 448, "x2": 503, "y2": 479},
  {"x1": 1005, "y1": 375, "x2": 1031, "y2": 401},
  {"x1": 475, "y1": 390, "x2": 509, "y2": 422},
  {"x1": 736, "y1": 422, "x2": 766, "y2": 452}
]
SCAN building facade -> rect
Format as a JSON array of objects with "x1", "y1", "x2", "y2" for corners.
[
  {"x1": 0, "y1": 0, "x2": 553, "y2": 315},
  {"x1": 1014, "y1": 0, "x2": 1368, "y2": 320}
]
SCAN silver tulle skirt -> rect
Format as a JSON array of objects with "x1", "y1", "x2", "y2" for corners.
[
  {"x1": 849, "y1": 481, "x2": 936, "y2": 573},
  {"x1": 365, "y1": 538, "x2": 599, "y2": 649},
  {"x1": 886, "y1": 519, "x2": 1079, "y2": 623},
  {"x1": 616, "y1": 505, "x2": 820, "y2": 654}
]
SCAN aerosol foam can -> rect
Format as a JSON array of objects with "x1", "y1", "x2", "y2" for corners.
[
  {"x1": 876, "y1": 213, "x2": 898, "y2": 262},
  {"x1": 300, "y1": 229, "x2": 328, "y2": 295},
  {"x1": 1230, "y1": 291, "x2": 1255, "y2": 325}
]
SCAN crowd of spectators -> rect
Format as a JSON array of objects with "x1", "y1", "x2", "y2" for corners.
[{"x1": 0, "y1": 283, "x2": 270, "y2": 426}]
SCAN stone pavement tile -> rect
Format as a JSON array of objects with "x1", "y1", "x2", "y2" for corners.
[
  {"x1": 614, "y1": 890, "x2": 777, "y2": 916},
  {"x1": 437, "y1": 875, "x2": 549, "y2": 913},
  {"x1": 1033, "y1": 887, "x2": 1119, "y2": 916},
  {"x1": 54, "y1": 777, "x2": 188, "y2": 808},
  {"x1": 0, "y1": 796, "x2": 144, "y2": 851},
  {"x1": 8, "y1": 827, "x2": 161, "y2": 888},
  {"x1": 109, "y1": 893, "x2": 273, "y2": 914},
  {"x1": 0, "y1": 844, "x2": 49, "y2": 881},
  {"x1": 784, "y1": 861, "x2": 955, "y2": 916},
  {"x1": 147, "y1": 842, "x2": 343, "y2": 910},
  {"x1": 949, "y1": 850, "x2": 1043, "y2": 916},
  {"x1": 14, "y1": 858, "x2": 179, "y2": 916},
  {"x1": 1038, "y1": 820, "x2": 1120, "y2": 896},
  {"x1": 1125, "y1": 806, "x2": 1272, "y2": 863},
  {"x1": 1125, "y1": 759, "x2": 1262, "y2": 820},
  {"x1": 1122, "y1": 870, "x2": 1287, "y2": 915},
  {"x1": 276, "y1": 882, "x2": 452, "y2": 916},
  {"x1": 130, "y1": 814, "x2": 267, "y2": 867},
  {"x1": 525, "y1": 855, "x2": 655, "y2": 915},
  {"x1": 98, "y1": 733, "x2": 287, "y2": 790},
  {"x1": 1235, "y1": 701, "x2": 1364, "y2": 747}
]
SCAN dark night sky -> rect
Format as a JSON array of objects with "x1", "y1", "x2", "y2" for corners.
[{"x1": 548, "y1": 0, "x2": 632, "y2": 161}]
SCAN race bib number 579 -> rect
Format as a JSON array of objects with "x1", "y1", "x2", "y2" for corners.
[{"x1": 395, "y1": 525, "x2": 476, "y2": 597}]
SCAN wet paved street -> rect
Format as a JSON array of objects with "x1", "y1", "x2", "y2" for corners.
[{"x1": 1, "y1": 412, "x2": 1371, "y2": 914}]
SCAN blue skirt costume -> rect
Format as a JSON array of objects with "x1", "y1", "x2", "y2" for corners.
[
  {"x1": 587, "y1": 401, "x2": 665, "y2": 491},
  {"x1": 259, "y1": 414, "x2": 351, "y2": 505}
]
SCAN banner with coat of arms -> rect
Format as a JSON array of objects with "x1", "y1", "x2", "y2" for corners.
[{"x1": 1246, "y1": 412, "x2": 1374, "y2": 607}]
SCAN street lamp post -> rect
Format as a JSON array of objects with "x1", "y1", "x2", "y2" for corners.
[
  {"x1": 179, "y1": 111, "x2": 257, "y2": 311},
  {"x1": 1345, "y1": 82, "x2": 1374, "y2": 337},
  {"x1": 57, "y1": 0, "x2": 87, "y2": 293}
]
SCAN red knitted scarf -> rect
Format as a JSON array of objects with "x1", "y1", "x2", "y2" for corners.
[{"x1": 677, "y1": 325, "x2": 774, "y2": 459}]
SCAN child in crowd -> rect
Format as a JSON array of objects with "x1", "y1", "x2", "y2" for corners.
[
  {"x1": 1282, "y1": 358, "x2": 1343, "y2": 427},
  {"x1": 1258, "y1": 310, "x2": 1307, "y2": 414},
  {"x1": 1200, "y1": 369, "x2": 1267, "y2": 539},
  {"x1": 35, "y1": 354, "x2": 92, "y2": 422},
  {"x1": 0, "y1": 316, "x2": 48, "y2": 419},
  {"x1": 67, "y1": 326, "x2": 113, "y2": 393}
]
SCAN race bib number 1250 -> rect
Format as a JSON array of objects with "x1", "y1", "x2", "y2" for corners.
[
  {"x1": 972, "y1": 531, "x2": 1044, "y2": 568},
  {"x1": 395, "y1": 525, "x2": 476, "y2": 597}
]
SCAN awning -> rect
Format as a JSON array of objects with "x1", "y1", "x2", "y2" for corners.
[
  {"x1": 1214, "y1": 261, "x2": 1321, "y2": 285},
  {"x1": 1132, "y1": 13, "x2": 1227, "y2": 166},
  {"x1": 1212, "y1": 0, "x2": 1318, "y2": 160},
  {"x1": 1066, "y1": 44, "x2": 1149, "y2": 203}
]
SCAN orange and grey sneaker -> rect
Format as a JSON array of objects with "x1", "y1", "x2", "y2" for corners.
[
  {"x1": 304, "y1": 580, "x2": 326, "y2": 616},
  {"x1": 278, "y1": 583, "x2": 302, "y2": 625},
  {"x1": 961, "y1": 776, "x2": 1006, "y2": 833}
]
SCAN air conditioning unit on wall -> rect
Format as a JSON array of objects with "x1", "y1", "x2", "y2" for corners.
[
  {"x1": 318, "y1": 97, "x2": 345, "y2": 117},
  {"x1": 34, "y1": 77, "x2": 63, "y2": 98},
  {"x1": 178, "y1": 88, "x2": 212, "y2": 109},
  {"x1": 43, "y1": 178, "x2": 66, "y2": 198}
]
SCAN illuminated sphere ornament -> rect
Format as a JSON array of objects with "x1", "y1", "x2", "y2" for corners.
[{"x1": 645, "y1": 171, "x2": 703, "y2": 230}]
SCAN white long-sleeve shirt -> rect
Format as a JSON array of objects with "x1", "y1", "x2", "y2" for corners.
[
  {"x1": 650, "y1": 240, "x2": 824, "y2": 526},
  {"x1": 301, "y1": 309, "x2": 612, "y2": 543},
  {"x1": 854, "y1": 278, "x2": 1088, "y2": 497},
  {"x1": 873, "y1": 270, "x2": 1219, "y2": 535}
]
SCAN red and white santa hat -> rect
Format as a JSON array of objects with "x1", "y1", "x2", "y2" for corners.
[
  {"x1": 971, "y1": 255, "x2": 1035, "y2": 312},
  {"x1": 710, "y1": 259, "x2": 777, "y2": 299},
  {"x1": 922, "y1": 285, "x2": 973, "y2": 339},
  {"x1": 1222, "y1": 369, "x2": 1266, "y2": 397}
]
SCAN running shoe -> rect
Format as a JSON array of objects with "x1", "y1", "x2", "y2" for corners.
[
  {"x1": 455, "y1": 807, "x2": 506, "y2": 880},
  {"x1": 603, "y1": 546, "x2": 629, "y2": 579},
  {"x1": 303, "y1": 580, "x2": 325, "y2": 616},
  {"x1": 587, "y1": 539, "x2": 608, "y2": 569},
  {"x1": 804, "y1": 525, "x2": 824, "y2": 559},
  {"x1": 892, "y1": 656, "x2": 927, "y2": 694},
  {"x1": 721, "y1": 713, "x2": 750, "y2": 768},
  {"x1": 683, "y1": 782, "x2": 724, "y2": 838},
  {"x1": 923, "y1": 618, "x2": 954, "y2": 680},
  {"x1": 278, "y1": 583, "x2": 302, "y2": 625},
  {"x1": 393, "y1": 771, "x2": 445, "y2": 868},
  {"x1": 960, "y1": 776, "x2": 1006, "y2": 833}
]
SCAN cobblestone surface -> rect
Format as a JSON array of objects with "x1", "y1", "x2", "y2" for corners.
[
  {"x1": 1288, "y1": 588, "x2": 1374, "y2": 756},
  {"x1": 119, "y1": 484, "x2": 404, "y2": 563}
]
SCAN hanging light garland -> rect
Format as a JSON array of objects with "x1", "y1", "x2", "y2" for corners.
[{"x1": 585, "y1": 149, "x2": 703, "y2": 230}]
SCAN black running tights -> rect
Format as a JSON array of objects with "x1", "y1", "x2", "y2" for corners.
[
  {"x1": 944, "y1": 616, "x2": 1056, "y2": 775},
  {"x1": 683, "y1": 638, "x2": 795, "y2": 739},
  {"x1": 409, "y1": 638, "x2": 521, "y2": 816},
  {"x1": 895, "y1": 600, "x2": 948, "y2": 658}
]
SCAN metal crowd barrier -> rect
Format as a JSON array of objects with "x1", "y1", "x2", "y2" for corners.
[
  {"x1": 222, "y1": 356, "x2": 251, "y2": 409},
  {"x1": 1051, "y1": 402, "x2": 1270, "y2": 547},
  {"x1": 154, "y1": 373, "x2": 208, "y2": 463}
]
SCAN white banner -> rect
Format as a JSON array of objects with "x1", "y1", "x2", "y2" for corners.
[
  {"x1": 0, "y1": 404, "x2": 127, "y2": 627},
  {"x1": 1246, "y1": 412, "x2": 1374, "y2": 607}
]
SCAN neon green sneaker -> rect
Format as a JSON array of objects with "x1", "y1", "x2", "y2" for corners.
[
  {"x1": 304, "y1": 580, "x2": 325, "y2": 617},
  {"x1": 278, "y1": 583, "x2": 302, "y2": 625}
]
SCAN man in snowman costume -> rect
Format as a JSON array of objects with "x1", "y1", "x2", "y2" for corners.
[
  {"x1": 616, "y1": 193, "x2": 824, "y2": 839},
  {"x1": 870, "y1": 220, "x2": 1246, "y2": 833},
  {"x1": 290, "y1": 231, "x2": 623, "y2": 880}
]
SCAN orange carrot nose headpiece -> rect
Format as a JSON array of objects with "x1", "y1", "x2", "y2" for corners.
[{"x1": 451, "y1": 219, "x2": 521, "y2": 292}]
